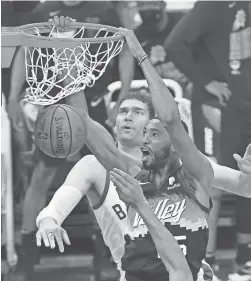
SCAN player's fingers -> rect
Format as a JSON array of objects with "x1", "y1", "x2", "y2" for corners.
[
  {"x1": 48, "y1": 18, "x2": 55, "y2": 28},
  {"x1": 233, "y1": 153, "x2": 242, "y2": 163},
  {"x1": 47, "y1": 232, "x2": 56, "y2": 249},
  {"x1": 233, "y1": 153, "x2": 250, "y2": 163},
  {"x1": 53, "y1": 230, "x2": 64, "y2": 253},
  {"x1": 233, "y1": 153, "x2": 250, "y2": 167},
  {"x1": 59, "y1": 16, "x2": 65, "y2": 30},
  {"x1": 118, "y1": 27, "x2": 131, "y2": 39},
  {"x1": 118, "y1": 27, "x2": 128, "y2": 34},
  {"x1": 110, "y1": 170, "x2": 132, "y2": 189},
  {"x1": 41, "y1": 232, "x2": 50, "y2": 247},
  {"x1": 64, "y1": 16, "x2": 71, "y2": 27},
  {"x1": 110, "y1": 175, "x2": 129, "y2": 195},
  {"x1": 112, "y1": 168, "x2": 136, "y2": 185},
  {"x1": 110, "y1": 174, "x2": 123, "y2": 188},
  {"x1": 54, "y1": 16, "x2": 60, "y2": 28},
  {"x1": 61, "y1": 229, "x2": 71, "y2": 246},
  {"x1": 233, "y1": 155, "x2": 251, "y2": 174},
  {"x1": 244, "y1": 143, "x2": 251, "y2": 156},
  {"x1": 36, "y1": 232, "x2": 42, "y2": 247},
  {"x1": 116, "y1": 188, "x2": 128, "y2": 204}
]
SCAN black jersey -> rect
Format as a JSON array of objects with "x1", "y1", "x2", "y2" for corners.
[{"x1": 122, "y1": 167, "x2": 211, "y2": 281}]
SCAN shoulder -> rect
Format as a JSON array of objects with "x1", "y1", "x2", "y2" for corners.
[
  {"x1": 66, "y1": 155, "x2": 106, "y2": 187},
  {"x1": 76, "y1": 154, "x2": 105, "y2": 173},
  {"x1": 80, "y1": 155, "x2": 110, "y2": 200}
]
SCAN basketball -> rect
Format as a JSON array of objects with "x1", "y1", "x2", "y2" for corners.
[{"x1": 34, "y1": 104, "x2": 87, "y2": 158}]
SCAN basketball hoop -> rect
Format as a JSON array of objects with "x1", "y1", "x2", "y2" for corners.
[{"x1": 2, "y1": 22, "x2": 124, "y2": 105}]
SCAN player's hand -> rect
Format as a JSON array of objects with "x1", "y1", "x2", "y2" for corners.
[
  {"x1": 7, "y1": 99, "x2": 26, "y2": 131},
  {"x1": 233, "y1": 143, "x2": 251, "y2": 175},
  {"x1": 110, "y1": 168, "x2": 147, "y2": 209},
  {"x1": 118, "y1": 28, "x2": 146, "y2": 60},
  {"x1": 36, "y1": 217, "x2": 71, "y2": 253},
  {"x1": 205, "y1": 80, "x2": 231, "y2": 106},
  {"x1": 48, "y1": 16, "x2": 76, "y2": 32}
]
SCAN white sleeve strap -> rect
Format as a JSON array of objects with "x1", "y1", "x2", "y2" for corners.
[{"x1": 36, "y1": 185, "x2": 82, "y2": 227}]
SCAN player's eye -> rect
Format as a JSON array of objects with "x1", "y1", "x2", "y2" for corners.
[
  {"x1": 136, "y1": 110, "x2": 143, "y2": 115},
  {"x1": 153, "y1": 133, "x2": 159, "y2": 137},
  {"x1": 119, "y1": 109, "x2": 127, "y2": 114}
]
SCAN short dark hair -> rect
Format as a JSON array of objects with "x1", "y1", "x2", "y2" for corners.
[
  {"x1": 153, "y1": 117, "x2": 189, "y2": 134},
  {"x1": 117, "y1": 92, "x2": 188, "y2": 133},
  {"x1": 117, "y1": 92, "x2": 155, "y2": 119}
]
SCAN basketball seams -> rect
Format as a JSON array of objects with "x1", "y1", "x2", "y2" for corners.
[
  {"x1": 61, "y1": 106, "x2": 73, "y2": 158},
  {"x1": 50, "y1": 105, "x2": 59, "y2": 158},
  {"x1": 62, "y1": 104, "x2": 87, "y2": 145},
  {"x1": 35, "y1": 104, "x2": 86, "y2": 158},
  {"x1": 35, "y1": 106, "x2": 56, "y2": 155}
]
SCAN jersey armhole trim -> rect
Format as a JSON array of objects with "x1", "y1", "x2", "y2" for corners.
[
  {"x1": 92, "y1": 170, "x2": 110, "y2": 210},
  {"x1": 193, "y1": 195, "x2": 212, "y2": 215}
]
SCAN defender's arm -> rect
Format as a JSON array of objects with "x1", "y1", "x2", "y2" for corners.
[{"x1": 36, "y1": 155, "x2": 97, "y2": 227}]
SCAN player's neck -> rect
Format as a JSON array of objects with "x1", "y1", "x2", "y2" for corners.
[{"x1": 117, "y1": 142, "x2": 142, "y2": 160}]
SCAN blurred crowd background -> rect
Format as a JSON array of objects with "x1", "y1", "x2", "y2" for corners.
[{"x1": 1, "y1": 1, "x2": 251, "y2": 281}]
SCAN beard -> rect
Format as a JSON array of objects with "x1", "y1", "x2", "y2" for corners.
[{"x1": 143, "y1": 145, "x2": 171, "y2": 170}]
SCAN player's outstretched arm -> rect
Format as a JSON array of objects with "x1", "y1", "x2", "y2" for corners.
[
  {"x1": 36, "y1": 155, "x2": 98, "y2": 252},
  {"x1": 119, "y1": 28, "x2": 213, "y2": 185},
  {"x1": 208, "y1": 144, "x2": 251, "y2": 198},
  {"x1": 51, "y1": 16, "x2": 141, "y2": 175},
  {"x1": 8, "y1": 47, "x2": 28, "y2": 131},
  {"x1": 110, "y1": 169, "x2": 193, "y2": 281}
]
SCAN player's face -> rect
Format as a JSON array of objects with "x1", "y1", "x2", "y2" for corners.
[
  {"x1": 116, "y1": 99, "x2": 150, "y2": 145},
  {"x1": 141, "y1": 119, "x2": 172, "y2": 170}
]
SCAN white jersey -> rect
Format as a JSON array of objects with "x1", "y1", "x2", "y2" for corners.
[{"x1": 91, "y1": 172, "x2": 129, "y2": 279}]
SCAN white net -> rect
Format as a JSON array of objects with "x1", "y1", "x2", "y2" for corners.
[{"x1": 23, "y1": 25, "x2": 124, "y2": 105}]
